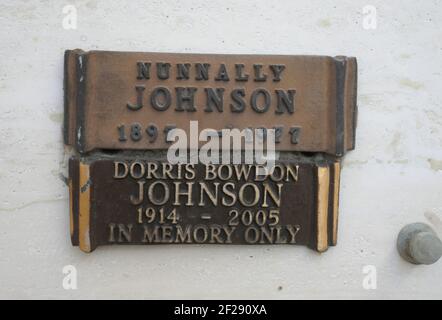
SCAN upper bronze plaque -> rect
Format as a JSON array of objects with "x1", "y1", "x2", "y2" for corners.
[{"x1": 64, "y1": 50, "x2": 357, "y2": 156}]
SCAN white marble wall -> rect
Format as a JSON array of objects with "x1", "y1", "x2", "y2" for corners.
[{"x1": 0, "y1": 0, "x2": 441, "y2": 299}]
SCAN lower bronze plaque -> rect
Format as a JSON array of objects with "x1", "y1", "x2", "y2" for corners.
[{"x1": 68, "y1": 154, "x2": 341, "y2": 253}]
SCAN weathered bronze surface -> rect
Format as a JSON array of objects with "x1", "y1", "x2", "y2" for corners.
[
  {"x1": 64, "y1": 50, "x2": 357, "y2": 156},
  {"x1": 69, "y1": 154, "x2": 341, "y2": 253},
  {"x1": 64, "y1": 49, "x2": 358, "y2": 253}
]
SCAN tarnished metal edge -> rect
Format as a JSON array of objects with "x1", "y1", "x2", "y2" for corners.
[
  {"x1": 334, "y1": 57, "x2": 346, "y2": 157},
  {"x1": 76, "y1": 50, "x2": 87, "y2": 154},
  {"x1": 348, "y1": 58, "x2": 358, "y2": 151},
  {"x1": 331, "y1": 161, "x2": 340, "y2": 245},
  {"x1": 64, "y1": 51, "x2": 76, "y2": 146},
  {"x1": 63, "y1": 51, "x2": 70, "y2": 145},
  {"x1": 326, "y1": 160, "x2": 338, "y2": 247},
  {"x1": 316, "y1": 165, "x2": 330, "y2": 252},
  {"x1": 68, "y1": 157, "x2": 79, "y2": 246},
  {"x1": 78, "y1": 161, "x2": 92, "y2": 253},
  {"x1": 334, "y1": 56, "x2": 358, "y2": 155},
  {"x1": 69, "y1": 179, "x2": 74, "y2": 237}
]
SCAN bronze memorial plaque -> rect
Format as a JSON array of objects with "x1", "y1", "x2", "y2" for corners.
[
  {"x1": 69, "y1": 155, "x2": 341, "y2": 253},
  {"x1": 64, "y1": 49, "x2": 358, "y2": 253},
  {"x1": 64, "y1": 50, "x2": 357, "y2": 156}
]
